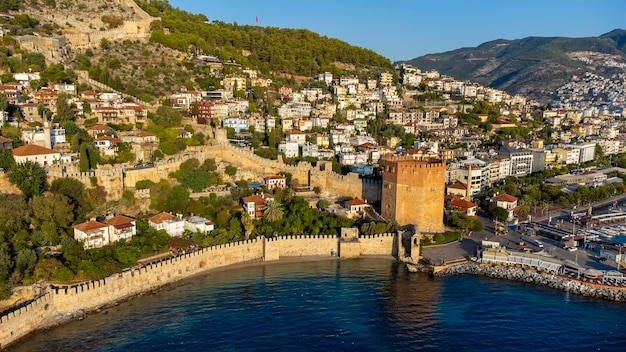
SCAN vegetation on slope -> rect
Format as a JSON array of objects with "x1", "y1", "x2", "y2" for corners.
[{"x1": 138, "y1": 0, "x2": 392, "y2": 76}]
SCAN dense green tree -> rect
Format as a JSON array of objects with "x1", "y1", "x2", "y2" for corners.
[
  {"x1": 167, "y1": 185, "x2": 190, "y2": 213},
  {"x1": 0, "y1": 93, "x2": 8, "y2": 113},
  {"x1": 78, "y1": 144, "x2": 99, "y2": 171},
  {"x1": 0, "y1": 147, "x2": 15, "y2": 171},
  {"x1": 50, "y1": 177, "x2": 93, "y2": 220},
  {"x1": 151, "y1": 105, "x2": 182, "y2": 128},
  {"x1": 54, "y1": 93, "x2": 75, "y2": 122},
  {"x1": 0, "y1": 242, "x2": 12, "y2": 299},
  {"x1": 225, "y1": 165, "x2": 237, "y2": 177},
  {"x1": 8, "y1": 161, "x2": 46, "y2": 199},
  {"x1": 447, "y1": 211, "x2": 482, "y2": 235},
  {"x1": 116, "y1": 142, "x2": 135, "y2": 164},
  {"x1": 317, "y1": 199, "x2": 330, "y2": 209},
  {"x1": 40, "y1": 64, "x2": 72, "y2": 83},
  {"x1": 492, "y1": 207, "x2": 510, "y2": 223},
  {"x1": 0, "y1": 194, "x2": 29, "y2": 238},
  {"x1": 30, "y1": 193, "x2": 75, "y2": 244},
  {"x1": 15, "y1": 248, "x2": 37, "y2": 280}
]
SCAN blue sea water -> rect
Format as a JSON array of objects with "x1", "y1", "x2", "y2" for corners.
[{"x1": 10, "y1": 258, "x2": 626, "y2": 352}]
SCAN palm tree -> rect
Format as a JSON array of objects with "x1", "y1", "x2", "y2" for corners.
[
  {"x1": 241, "y1": 212, "x2": 254, "y2": 239},
  {"x1": 263, "y1": 199, "x2": 284, "y2": 223}
]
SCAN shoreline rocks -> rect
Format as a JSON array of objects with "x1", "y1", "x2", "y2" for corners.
[{"x1": 418, "y1": 261, "x2": 626, "y2": 301}]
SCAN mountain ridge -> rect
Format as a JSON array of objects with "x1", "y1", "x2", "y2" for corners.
[{"x1": 402, "y1": 29, "x2": 626, "y2": 102}]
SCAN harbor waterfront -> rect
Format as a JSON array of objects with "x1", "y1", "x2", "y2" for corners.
[
  {"x1": 10, "y1": 258, "x2": 626, "y2": 352},
  {"x1": 3, "y1": 230, "x2": 626, "y2": 349}
]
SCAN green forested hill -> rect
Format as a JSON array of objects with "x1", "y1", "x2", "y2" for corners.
[{"x1": 138, "y1": 0, "x2": 392, "y2": 76}]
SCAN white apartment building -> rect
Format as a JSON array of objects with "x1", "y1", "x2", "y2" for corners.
[
  {"x1": 570, "y1": 142, "x2": 596, "y2": 163},
  {"x1": 277, "y1": 101, "x2": 312, "y2": 119},
  {"x1": 278, "y1": 141, "x2": 299, "y2": 158}
]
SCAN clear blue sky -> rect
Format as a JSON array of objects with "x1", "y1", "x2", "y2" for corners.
[{"x1": 168, "y1": 0, "x2": 625, "y2": 62}]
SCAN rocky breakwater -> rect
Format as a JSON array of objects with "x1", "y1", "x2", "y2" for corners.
[{"x1": 430, "y1": 262, "x2": 626, "y2": 301}]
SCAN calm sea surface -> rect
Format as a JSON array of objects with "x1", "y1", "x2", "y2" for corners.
[{"x1": 11, "y1": 258, "x2": 626, "y2": 352}]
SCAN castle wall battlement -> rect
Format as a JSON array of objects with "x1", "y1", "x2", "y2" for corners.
[{"x1": 0, "y1": 233, "x2": 397, "y2": 348}]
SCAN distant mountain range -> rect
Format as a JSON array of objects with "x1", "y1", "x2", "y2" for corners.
[{"x1": 401, "y1": 29, "x2": 626, "y2": 102}]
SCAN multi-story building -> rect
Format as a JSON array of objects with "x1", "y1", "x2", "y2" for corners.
[
  {"x1": 301, "y1": 143, "x2": 319, "y2": 158},
  {"x1": 447, "y1": 160, "x2": 489, "y2": 198},
  {"x1": 278, "y1": 141, "x2": 299, "y2": 158},
  {"x1": 223, "y1": 74, "x2": 247, "y2": 91},
  {"x1": 277, "y1": 101, "x2": 312, "y2": 119},
  {"x1": 148, "y1": 212, "x2": 185, "y2": 237},
  {"x1": 264, "y1": 175, "x2": 287, "y2": 189},
  {"x1": 222, "y1": 117, "x2": 250, "y2": 133},
  {"x1": 73, "y1": 221, "x2": 110, "y2": 249},
  {"x1": 379, "y1": 72, "x2": 393, "y2": 87},
  {"x1": 107, "y1": 215, "x2": 136, "y2": 243},
  {"x1": 185, "y1": 215, "x2": 215, "y2": 234},
  {"x1": 570, "y1": 142, "x2": 596, "y2": 164},
  {"x1": 285, "y1": 130, "x2": 307, "y2": 145},
  {"x1": 241, "y1": 193, "x2": 274, "y2": 219},
  {"x1": 499, "y1": 149, "x2": 533, "y2": 176},
  {"x1": 316, "y1": 72, "x2": 333, "y2": 85}
]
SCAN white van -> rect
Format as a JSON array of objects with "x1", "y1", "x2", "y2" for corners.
[{"x1": 535, "y1": 240, "x2": 544, "y2": 248}]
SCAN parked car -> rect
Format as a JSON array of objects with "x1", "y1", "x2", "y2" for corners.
[{"x1": 566, "y1": 246, "x2": 577, "y2": 252}]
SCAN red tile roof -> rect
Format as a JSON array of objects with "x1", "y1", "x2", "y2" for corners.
[
  {"x1": 107, "y1": 215, "x2": 135, "y2": 227},
  {"x1": 491, "y1": 193, "x2": 518, "y2": 203},
  {"x1": 345, "y1": 199, "x2": 368, "y2": 206},
  {"x1": 450, "y1": 198, "x2": 477, "y2": 210},
  {"x1": 87, "y1": 124, "x2": 113, "y2": 131},
  {"x1": 445, "y1": 194, "x2": 463, "y2": 202},
  {"x1": 242, "y1": 194, "x2": 274, "y2": 205},
  {"x1": 12, "y1": 144, "x2": 59, "y2": 156},
  {"x1": 73, "y1": 221, "x2": 107, "y2": 232},
  {"x1": 149, "y1": 212, "x2": 175, "y2": 224},
  {"x1": 447, "y1": 182, "x2": 468, "y2": 190}
]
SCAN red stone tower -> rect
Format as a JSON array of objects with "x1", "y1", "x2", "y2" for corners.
[{"x1": 381, "y1": 156, "x2": 445, "y2": 233}]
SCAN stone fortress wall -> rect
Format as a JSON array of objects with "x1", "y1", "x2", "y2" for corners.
[
  {"x1": 45, "y1": 142, "x2": 382, "y2": 203},
  {"x1": 203, "y1": 142, "x2": 382, "y2": 203},
  {"x1": 0, "y1": 233, "x2": 399, "y2": 349},
  {"x1": 45, "y1": 149, "x2": 205, "y2": 201}
]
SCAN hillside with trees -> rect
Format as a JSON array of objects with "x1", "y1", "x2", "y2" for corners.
[
  {"x1": 1, "y1": 0, "x2": 393, "y2": 102},
  {"x1": 137, "y1": 0, "x2": 392, "y2": 77}
]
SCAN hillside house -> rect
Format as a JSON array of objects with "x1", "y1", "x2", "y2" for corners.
[
  {"x1": 264, "y1": 175, "x2": 287, "y2": 189},
  {"x1": 73, "y1": 221, "x2": 110, "y2": 249},
  {"x1": 185, "y1": 215, "x2": 215, "y2": 234},
  {"x1": 343, "y1": 199, "x2": 371, "y2": 213},
  {"x1": 11, "y1": 144, "x2": 69, "y2": 166},
  {"x1": 149, "y1": 212, "x2": 185, "y2": 237},
  {"x1": 107, "y1": 215, "x2": 136, "y2": 243},
  {"x1": 242, "y1": 193, "x2": 274, "y2": 219}
]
